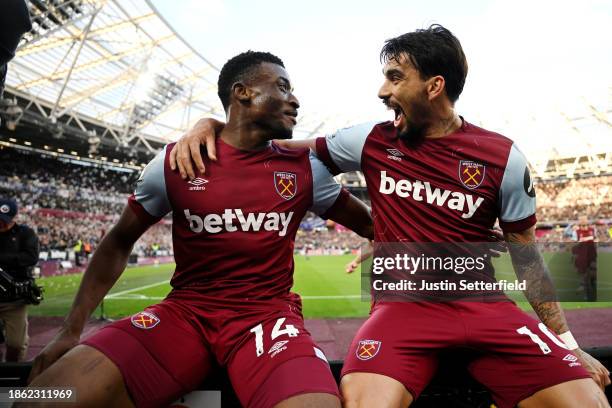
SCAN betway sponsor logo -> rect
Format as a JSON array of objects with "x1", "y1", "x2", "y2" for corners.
[
  {"x1": 184, "y1": 209, "x2": 293, "y2": 236},
  {"x1": 379, "y1": 171, "x2": 484, "y2": 219}
]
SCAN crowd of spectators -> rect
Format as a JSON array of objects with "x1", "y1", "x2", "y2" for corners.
[
  {"x1": 0, "y1": 148, "x2": 136, "y2": 215},
  {"x1": 295, "y1": 227, "x2": 368, "y2": 255},
  {"x1": 1, "y1": 147, "x2": 611, "y2": 256},
  {"x1": 535, "y1": 176, "x2": 612, "y2": 221},
  {"x1": 1, "y1": 147, "x2": 171, "y2": 256}
]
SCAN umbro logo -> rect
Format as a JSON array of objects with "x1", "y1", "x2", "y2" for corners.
[
  {"x1": 188, "y1": 177, "x2": 208, "y2": 191},
  {"x1": 268, "y1": 340, "x2": 289, "y2": 358},
  {"x1": 386, "y1": 148, "x2": 404, "y2": 162},
  {"x1": 562, "y1": 353, "x2": 581, "y2": 367}
]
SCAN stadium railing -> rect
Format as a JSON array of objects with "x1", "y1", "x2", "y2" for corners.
[{"x1": 1, "y1": 347, "x2": 610, "y2": 407}]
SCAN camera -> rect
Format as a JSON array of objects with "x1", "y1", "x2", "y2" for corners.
[{"x1": 0, "y1": 267, "x2": 43, "y2": 305}]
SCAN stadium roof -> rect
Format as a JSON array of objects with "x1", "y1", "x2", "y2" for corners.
[
  {"x1": 5, "y1": 0, "x2": 224, "y2": 149},
  {"x1": 3, "y1": 0, "x2": 357, "y2": 151}
]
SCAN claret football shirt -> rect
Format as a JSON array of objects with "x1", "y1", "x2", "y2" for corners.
[
  {"x1": 315, "y1": 119, "x2": 536, "y2": 243},
  {"x1": 129, "y1": 139, "x2": 348, "y2": 300}
]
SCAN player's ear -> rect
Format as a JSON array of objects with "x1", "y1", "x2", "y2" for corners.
[
  {"x1": 426, "y1": 75, "x2": 445, "y2": 101},
  {"x1": 232, "y1": 82, "x2": 252, "y2": 105}
]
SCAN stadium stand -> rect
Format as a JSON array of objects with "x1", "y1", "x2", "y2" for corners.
[{"x1": 2, "y1": 145, "x2": 610, "y2": 260}]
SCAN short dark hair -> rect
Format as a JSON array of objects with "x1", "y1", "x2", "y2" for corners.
[
  {"x1": 217, "y1": 51, "x2": 285, "y2": 111},
  {"x1": 380, "y1": 24, "x2": 468, "y2": 103}
]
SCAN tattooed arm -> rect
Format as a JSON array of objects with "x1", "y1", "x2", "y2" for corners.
[
  {"x1": 505, "y1": 226, "x2": 610, "y2": 389},
  {"x1": 504, "y1": 226, "x2": 567, "y2": 331}
]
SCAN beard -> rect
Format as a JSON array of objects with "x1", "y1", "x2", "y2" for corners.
[
  {"x1": 397, "y1": 122, "x2": 427, "y2": 147},
  {"x1": 396, "y1": 98, "x2": 430, "y2": 148}
]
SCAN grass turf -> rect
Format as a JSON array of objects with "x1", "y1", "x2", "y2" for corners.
[{"x1": 29, "y1": 254, "x2": 612, "y2": 319}]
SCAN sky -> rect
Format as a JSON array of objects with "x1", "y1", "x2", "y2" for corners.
[{"x1": 151, "y1": 0, "x2": 612, "y2": 161}]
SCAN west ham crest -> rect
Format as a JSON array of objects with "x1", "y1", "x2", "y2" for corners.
[
  {"x1": 274, "y1": 172, "x2": 297, "y2": 200},
  {"x1": 356, "y1": 339, "x2": 382, "y2": 361},
  {"x1": 131, "y1": 311, "x2": 160, "y2": 330},
  {"x1": 459, "y1": 160, "x2": 486, "y2": 189}
]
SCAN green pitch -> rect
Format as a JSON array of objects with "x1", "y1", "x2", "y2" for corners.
[{"x1": 29, "y1": 254, "x2": 612, "y2": 319}]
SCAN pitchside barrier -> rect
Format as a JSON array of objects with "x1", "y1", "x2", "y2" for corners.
[{"x1": 0, "y1": 348, "x2": 610, "y2": 407}]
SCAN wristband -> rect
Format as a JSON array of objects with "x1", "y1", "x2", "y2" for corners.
[{"x1": 559, "y1": 331, "x2": 579, "y2": 350}]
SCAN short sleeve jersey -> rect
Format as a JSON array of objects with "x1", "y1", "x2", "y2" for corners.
[
  {"x1": 315, "y1": 119, "x2": 537, "y2": 243},
  {"x1": 576, "y1": 226, "x2": 595, "y2": 242},
  {"x1": 129, "y1": 139, "x2": 345, "y2": 300}
]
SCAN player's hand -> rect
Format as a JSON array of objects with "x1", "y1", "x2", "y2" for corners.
[
  {"x1": 169, "y1": 118, "x2": 225, "y2": 179},
  {"x1": 574, "y1": 348, "x2": 611, "y2": 390},
  {"x1": 346, "y1": 260, "x2": 359, "y2": 274},
  {"x1": 28, "y1": 329, "x2": 80, "y2": 384},
  {"x1": 487, "y1": 228, "x2": 507, "y2": 258}
]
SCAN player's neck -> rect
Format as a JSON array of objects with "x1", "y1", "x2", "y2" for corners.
[
  {"x1": 423, "y1": 110, "x2": 462, "y2": 140},
  {"x1": 219, "y1": 121, "x2": 271, "y2": 151}
]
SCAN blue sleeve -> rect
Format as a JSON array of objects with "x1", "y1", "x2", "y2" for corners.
[
  {"x1": 133, "y1": 145, "x2": 171, "y2": 218},
  {"x1": 498, "y1": 144, "x2": 537, "y2": 232},
  {"x1": 316, "y1": 122, "x2": 376, "y2": 173},
  {"x1": 309, "y1": 152, "x2": 342, "y2": 215}
]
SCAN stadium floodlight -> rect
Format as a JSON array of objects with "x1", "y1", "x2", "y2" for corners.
[
  {"x1": 46, "y1": 115, "x2": 65, "y2": 138},
  {"x1": 125, "y1": 73, "x2": 184, "y2": 137},
  {"x1": 24, "y1": 0, "x2": 87, "y2": 46},
  {"x1": 133, "y1": 70, "x2": 158, "y2": 104},
  {"x1": 88, "y1": 130, "x2": 100, "y2": 154}
]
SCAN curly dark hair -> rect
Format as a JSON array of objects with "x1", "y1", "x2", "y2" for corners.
[
  {"x1": 380, "y1": 24, "x2": 468, "y2": 103},
  {"x1": 217, "y1": 51, "x2": 285, "y2": 111}
]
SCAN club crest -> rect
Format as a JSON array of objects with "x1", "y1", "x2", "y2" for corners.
[
  {"x1": 131, "y1": 311, "x2": 160, "y2": 330},
  {"x1": 459, "y1": 160, "x2": 486, "y2": 189},
  {"x1": 356, "y1": 339, "x2": 382, "y2": 361},
  {"x1": 274, "y1": 172, "x2": 297, "y2": 200}
]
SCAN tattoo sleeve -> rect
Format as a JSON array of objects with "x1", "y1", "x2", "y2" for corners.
[{"x1": 504, "y1": 227, "x2": 570, "y2": 334}]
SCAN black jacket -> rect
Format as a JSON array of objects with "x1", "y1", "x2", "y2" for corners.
[{"x1": 0, "y1": 223, "x2": 39, "y2": 280}]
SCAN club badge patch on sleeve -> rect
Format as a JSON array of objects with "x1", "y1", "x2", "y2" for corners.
[
  {"x1": 356, "y1": 339, "x2": 382, "y2": 361},
  {"x1": 131, "y1": 311, "x2": 160, "y2": 329}
]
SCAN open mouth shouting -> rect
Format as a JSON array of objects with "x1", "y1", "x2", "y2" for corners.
[
  {"x1": 384, "y1": 100, "x2": 406, "y2": 129},
  {"x1": 393, "y1": 105, "x2": 406, "y2": 129}
]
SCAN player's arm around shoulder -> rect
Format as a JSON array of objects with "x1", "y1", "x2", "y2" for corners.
[
  {"x1": 168, "y1": 117, "x2": 376, "y2": 179},
  {"x1": 167, "y1": 116, "x2": 318, "y2": 179}
]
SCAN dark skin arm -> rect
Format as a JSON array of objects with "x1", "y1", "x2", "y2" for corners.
[
  {"x1": 28, "y1": 206, "x2": 152, "y2": 383},
  {"x1": 505, "y1": 226, "x2": 610, "y2": 390},
  {"x1": 325, "y1": 194, "x2": 373, "y2": 240}
]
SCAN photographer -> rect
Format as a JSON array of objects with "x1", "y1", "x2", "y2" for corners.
[{"x1": 0, "y1": 197, "x2": 39, "y2": 361}]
